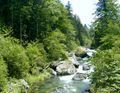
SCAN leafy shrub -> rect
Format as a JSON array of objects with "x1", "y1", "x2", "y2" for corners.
[
  {"x1": 99, "y1": 22, "x2": 120, "y2": 50},
  {"x1": 91, "y1": 48, "x2": 120, "y2": 93},
  {"x1": 0, "y1": 56, "x2": 7, "y2": 92},
  {"x1": 0, "y1": 36, "x2": 29, "y2": 78},
  {"x1": 0, "y1": 21, "x2": 12, "y2": 35},
  {"x1": 26, "y1": 42, "x2": 48, "y2": 75},
  {"x1": 66, "y1": 38, "x2": 78, "y2": 52},
  {"x1": 26, "y1": 70, "x2": 51, "y2": 93},
  {"x1": 44, "y1": 29, "x2": 68, "y2": 61}
]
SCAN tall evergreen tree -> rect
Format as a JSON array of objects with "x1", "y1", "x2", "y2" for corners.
[{"x1": 93, "y1": 0, "x2": 119, "y2": 48}]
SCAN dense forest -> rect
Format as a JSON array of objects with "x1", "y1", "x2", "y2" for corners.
[
  {"x1": 0, "y1": 0, "x2": 90, "y2": 92},
  {"x1": 91, "y1": 0, "x2": 120, "y2": 92},
  {"x1": 0, "y1": 0, "x2": 120, "y2": 93}
]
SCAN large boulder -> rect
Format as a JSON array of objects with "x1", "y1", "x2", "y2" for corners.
[
  {"x1": 72, "y1": 73, "x2": 88, "y2": 81},
  {"x1": 56, "y1": 61, "x2": 77, "y2": 75},
  {"x1": 75, "y1": 47, "x2": 88, "y2": 58}
]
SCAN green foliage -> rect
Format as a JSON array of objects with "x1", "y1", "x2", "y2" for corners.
[
  {"x1": 72, "y1": 15, "x2": 85, "y2": 46},
  {"x1": 0, "y1": 0, "x2": 88, "y2": 92},
  {"x1": 0, "y1": 36, "x2": 29, "y2": 78},
  {"x1": 92, "y1": 22, "x2": 120, "y2": 93},
  {"x1": 0, "y1": 22, "x2": 12, "y2": 36},
  {"x1": 0, "y1": 56, "x2": 7, "y2": 92},
  {"x1": 93, "y1": 0, "x2": 120, "y2": 48},
  {"x1": 99, "y1": 22, "x2": 120, "y2": 50},
  {"x1": 0, "y1": 0, "x2": 75, "y2": 42},
  {"x1": 91, "y1": 48, "x2": 120, "y2": 93},
  {"x1": 26, "y1": 70, "x2": 51, "y2": 93},
  {"x1": 26, "y1": 42, "x2": 48, "y2": 75},
  {"x1": 0, "y1": 0, "x2": 86, "y2": 52},
  {"x1": 91, "y1": 1, "x2": 120, "y2": 91},
  {"x1": 99, "y1": 34, "x2": 120, "y2": 50},
  {"x1": 44, "y1": 29, "x2": 68, "y2": 61},
  {"x1": 0, "y1": 0, "x2": 86, "y2": 49},
  {"x1": 92, "y1": 23, "x2": 120, "y2": 93}
]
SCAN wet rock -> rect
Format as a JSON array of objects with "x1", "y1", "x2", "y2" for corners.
[
  {"x1": 76, "y1": 57, "x2": 82, "y2": 61},
  {"x1": 56, "y1": 61, "x2": 77, "y2": 75},
  {"x1": 81, "y1": 53, "x2": 89, "y2": 58},
  {"x1": 86, "y1": 48, "x2": 96, "y2": 57},
  {"x1": 68, "y1": 56, "x2": 79, "y2": 68},
  {"x1": 75, "y1": 47, "x2": 87, "y2": 58},
  {"x1": 72, "y1": 73, "x2": 88, "y2": 81},
  {"x1": 74, "y1": 64, "x2": 79, "y2": 68},
  {"x1": 20, "y1": 79, "x2": 29, "y2": 89},
  {"x1": 83, "y1": 64, "x2": 90, "y2": 71},
  {"x1": 82, "y1": 88, "x2": 91, "y2": 93},
  {"x1": 50, "y1": 61, "x2": 62, "y2": 71},
  {"x1": 51, "y1": 69, "x2": 57, "y2": 76}
]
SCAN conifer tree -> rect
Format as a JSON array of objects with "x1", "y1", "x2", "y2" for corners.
[{"x1": 93, "y1": 0, "x2": 119, "y2": 48}]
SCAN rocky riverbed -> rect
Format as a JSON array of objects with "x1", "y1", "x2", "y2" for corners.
[
  {"x1": 39, "y1": 47, "x2": 96, "y2": 93},
  {"x1": 7, "y1": 47, "x2": 95, "y2": 93}
]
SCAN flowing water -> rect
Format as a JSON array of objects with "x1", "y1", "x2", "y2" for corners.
[
  {"x1": 39, "y1": 76, "x2": 90, "y2": 93},
  {"x1": 38, "y1": 49, "x2": 95, "y2": 93}
]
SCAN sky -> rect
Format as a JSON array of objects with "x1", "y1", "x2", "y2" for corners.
[{"x1": 61, "y1": 0, "x2": 120, "y2": 25}]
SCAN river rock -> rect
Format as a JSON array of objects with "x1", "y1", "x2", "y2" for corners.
[
  {"x1": 68, "y1": 56, "x2": 79, "y2": 68},
  {"x1": 82, "y1": 88, "x2": 91, "y2": 93},
  {"x1": 72, "y1": 73, "x2": 88, "y2": 81},
  {"x1": 86, "y1": 48, "x2": 96, "y2": 57},
  {"x1": 56, "y1": 61, "x2": 77, "y2": 75},
  {"x1": 83, "y1": 64, "x2": 90, "y2": 71},
  {"x1": 20, "y1": 79, "x2": 29, "y2": 89},
  {"x1": 75, "y1": 47, "x2": 88, "y2": 58},
  {"x1": 50, "y1": 61, "x2": 62, "y2": 70},
  {"x1": 68, "y1": 52, "x2": 74, "y2": 57},
  {"x1": 76, "y1": 57, "x2": 82, "y2": 61},
  {"x1": 50, "y1": 69, "x2": 57, "y2": 76}
]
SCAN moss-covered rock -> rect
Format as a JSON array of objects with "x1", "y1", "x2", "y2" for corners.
[
  {"x1": 56, "y1": 60, "x2": 77, "y2": 75},
  {"x1": 75, "y1": 47, "x2": 87, "y2": 58}
]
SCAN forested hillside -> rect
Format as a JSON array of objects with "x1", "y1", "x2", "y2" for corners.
[{"x1": 0, "y1": 0, "x2": 90, "y2": 92}]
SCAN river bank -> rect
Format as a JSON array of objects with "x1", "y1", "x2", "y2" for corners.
[
  {"x1": 2, "y1": 70, "x2": 51, "y2": 93},
  {"x1": 2, "y1": 47, "x2": 95, "y2": 93}
]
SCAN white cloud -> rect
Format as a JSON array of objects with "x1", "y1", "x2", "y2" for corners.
[{"x1": 61, "y1": 0, "x2": 120, "y2": 25}]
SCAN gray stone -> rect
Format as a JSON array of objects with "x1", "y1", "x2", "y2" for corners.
[
  {"x1": 68, "y1": 56, "x2": 79, "y2": 68},
  {"x1": 51, "y1": 69, "x2": 57, "y2": 76},
  {"x1": 50, "y1": 61, "x2": 63, "y2": 70},
  {"x1": 20, "y1": 79, "x2": 29, "y2": 89},
  {"x1": 72, "y1": 73, "x2": 88, "y2": 81},
  {"x1": 56, "y1": 61, "x2": 77, "y2": 75},
  {"x1": 83, "y1": 64, "x2": 90, "y2": 71}
]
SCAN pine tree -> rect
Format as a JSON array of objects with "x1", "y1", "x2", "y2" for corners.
[{"x1": 93, "y1": 0, "x2": 119, "y2": 48}]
